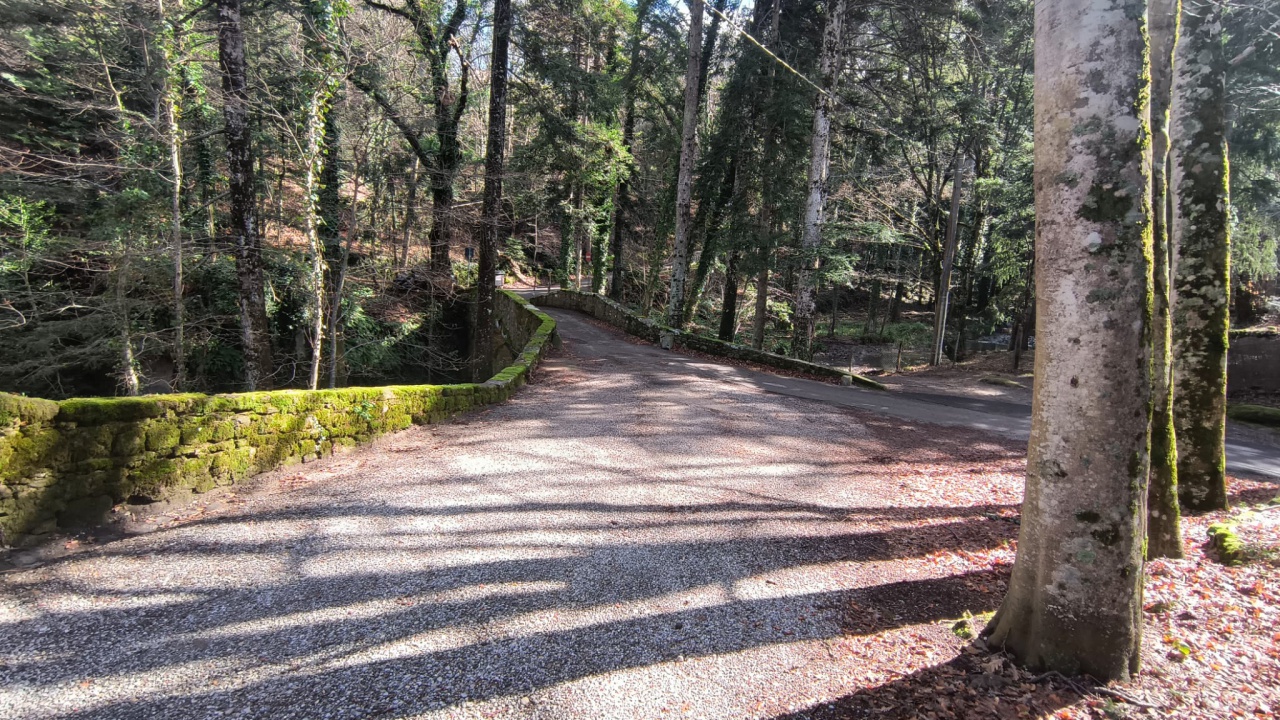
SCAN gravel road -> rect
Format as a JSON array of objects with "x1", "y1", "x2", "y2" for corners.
[{"x1": 0, "y1": 308, "x2": 1025, "y2": 720}]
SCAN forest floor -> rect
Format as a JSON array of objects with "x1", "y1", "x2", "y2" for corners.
[{"x1": 2, "y1": 307, "x2": 1278, "y2": 720}]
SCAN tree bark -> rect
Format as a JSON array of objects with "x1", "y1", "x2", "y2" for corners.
[
  {"x1": 982, "y1": 0, "x2": 1153, "y2": 682},
  {"x1": 791, "y1": 0, "x2": 846, "y2": 360},
  {"x1": 1147, "y1": 0, "x2": 1183, "y2": 557},
  {"x1": 474, "y1": 0, "x2": 511, "y2": 381},
  {"x1": 216, "y1": 0, "x2": 273, "y2": 390},
  {"x1": 665, "y1": 0, "x2": 704, "y2": 328},
  {"x1": 1170, "y1": 0, "x2": 1230, "y2": 512}
]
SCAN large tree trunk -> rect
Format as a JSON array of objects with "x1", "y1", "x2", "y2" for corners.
[
  {"x1": 982, "y1": 0, "x2": 1153, "y2": 682},
  {"x1": 665, "y1": 0, "x2": 704, "y2": 328},
  {"x1": 216, "y1": 0, "x2": 273, "y2": 390},
  {"x1": 1170, "y1": 0, "x2": 1230, "y2": 512},
  {"x1": 474, "y1": 0, "x2": 511, "y2": 381},
  {"x1": 1147, "y1": 0, "x2": 1184, "y2": 557},
  {"x1": 791, "y1": 0, "x2": 846, "y2": 360}
]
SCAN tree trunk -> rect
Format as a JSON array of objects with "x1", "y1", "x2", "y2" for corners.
[
  {"x1": 930, "y1": 154, "x2": 964, "y2": 366},
  {"x1": 791, "y1": 0, "x2": 846, "y2": 360},
  {"x1": 329, "y1": 163, "x2": 361, "y2": 389},
  {"x1": 216, "y1": 0, "x2": 273, "y2": 390},
  {"x1": 1147, "y1": 0, "x2": 1183, "y2": 557},
  {"x1": 607, "y1": 4, "x2": 652, "y2": 301},
  {"x1": 665, "y1": 0, "x2": 704, "y2": 328},
  {"x1": 402, "y1": 158, "x2": 419, "y2": 268},
  {"x1": 752, "y1": 260, "x2": 768, "y2": 350},
  {"x1": 301, "y1": 0, "x2": 343, "y2": 391},
  {"x1": 1170, "y1": 0, "x2": 1230, "y2": 512},
  {"x1": 982, "y1": 0, "x2": 1152, "y2": 682},
  {"x1": 303, "y1": 93, "x2": 327, "y2": 391},
  {"x1": 687, "y1": 151, "x2": 739, "y2": 322},
  {"x1": 158, "y1": 0, "x2": 185, "y2": 390},
  {"x1": 718, "y1": 250, "x2": 741, "y2": 342},
  {"x1": 117, "y1": 258, "x2": 141, "y2": 397},
  {"x1": 474, "y1": 0, "x2": 511, "y2": 381}
]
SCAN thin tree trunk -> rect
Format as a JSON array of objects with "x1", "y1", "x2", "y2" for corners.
[
  {"x1": 718, "y1": 250, "x2": 741, "y2": 341},
  {"x1": 792, "y1": 0, "x2": 846, "y2": 359},
  {"x1": 474, "y1": 0, "x2": 511, "y2": 380},
  {"x1": 158, "y1": 0, "x2": 185, "y2": 391},
  {"x1": 1147, "y1": 0, "x2": 1183, "y2": 557},
  {"x1": 1170, "y1": 0, "x2": 1230, "y2": 512},
  {"x1": 303, "y1": 93, "x2": 327, "y2": 390},
  {"x1": 216, "y1": 0, "x2": 272, "y2": 390},
  {"x1": 982, "y1": 0, "x2": 1152, "y2": 682},
  {"x1": 930, "y1": 154, "x2": 964, "y2": 366},
  {"x1": 665, "y1": 0, "x2": 704, "y2": 327},
  {"x1": 328, "y1": 163, "x2": 361, "y2": 389},
  {"x1": 117, "y1": 257, "x2": 141, "y2": 397},
  {"x1": 752, "y1": 260, "x2": 769, "y2": 350},
  {"x1": 402, "y1": 158, "x2": 419, "y2": 268}
]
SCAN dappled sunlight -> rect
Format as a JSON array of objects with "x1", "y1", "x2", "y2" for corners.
[{"x1": 0, "y1": 309, "x2": 1029, "y2": 719}]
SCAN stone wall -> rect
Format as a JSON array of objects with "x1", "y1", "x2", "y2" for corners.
[
  {"x1": 532, "y1": 290, "x2": 886, "y2": 390},
  {"x1": 0, "y1": 291, "x2": 555, "y2": 544}
]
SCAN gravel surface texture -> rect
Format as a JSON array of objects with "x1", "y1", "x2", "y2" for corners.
[{"x1": 2, "y1": 308, "x2": 1032, "y2": 720}]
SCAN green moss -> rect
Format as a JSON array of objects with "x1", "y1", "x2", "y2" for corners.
[
  {"x1": 0, "y1": 290, "x2": 556, "y2": 541},
  {"x1": 0, "y1": 393, "x2": 60, "y2": 424},
  {"x1": 145, "y1": 421, "x2": 182, "y2": 451},
  {"x1": 1207, "y1": 521, "x2": 1244, "y2": 566},
  {"x1": 1227, "y1": 404, "x2": 1280, "y2": 427}
]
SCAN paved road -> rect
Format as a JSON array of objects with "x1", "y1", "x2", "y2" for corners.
[
  {"x1": 520, "y1": 288, "x2": 1280, "y2": 482},
  {"x1": 1, "y1": 306, "x2": 1030, "y2": 720},
  {"x1": 718, "y1": 347, "x2": 1280, "y2": 481}
]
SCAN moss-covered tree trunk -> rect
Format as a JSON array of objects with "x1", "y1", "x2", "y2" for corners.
[
  {"x1": 982, "y1": 0, "x2": 1152, "y2": 682},
  {"x1": 1170, "y1": 0, "x2": 1230, "y2": 512},
  {"x1": 1147, "y1": 0, "x2": 1184, "y2": 558},
  {"x1": 474, "y1": 0, "x2": 511, "y2": 381}
]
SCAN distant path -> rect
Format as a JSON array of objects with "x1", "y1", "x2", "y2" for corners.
[{"x1": 724, "y1": 352, "x2": 1280, "y2": 481}]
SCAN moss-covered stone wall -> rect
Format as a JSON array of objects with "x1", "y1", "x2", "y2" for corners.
[
  {"x1": 532, "y1": 290, "x2": 885, "y2": 390},
  {"x1": 0, "y1": 291, "x2": 555, "y2": 544}
]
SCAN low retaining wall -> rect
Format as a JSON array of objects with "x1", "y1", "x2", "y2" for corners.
[
  {"x1": 532, "y1": 290, "x2": 885, "y2": 390},
  {"x1": 0, "y1": 291, "x2": 555, "y2": 544}
]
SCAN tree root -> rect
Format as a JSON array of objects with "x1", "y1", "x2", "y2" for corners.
[{"x1": 1028, "y1": 670, "x2": 1162, "y2": 709}]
